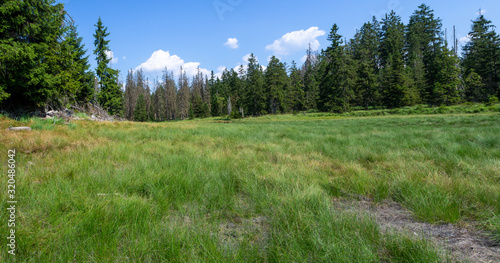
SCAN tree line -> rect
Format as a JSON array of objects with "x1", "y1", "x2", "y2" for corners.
[
  {"x1": 125, "y1": 4, "x2": 500, "y2": 121},
  {"x1": 1, "y1": 1, "x2": 499, "y2": 120}
]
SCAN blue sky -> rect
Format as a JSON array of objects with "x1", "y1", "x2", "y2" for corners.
[{"x1": 59, "y1": 0, "x2": 500, "y2": 83}]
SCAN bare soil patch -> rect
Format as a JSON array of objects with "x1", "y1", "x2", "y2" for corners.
[{"x1": 334, "y1": 198, "x2": 500, "y2": 262}]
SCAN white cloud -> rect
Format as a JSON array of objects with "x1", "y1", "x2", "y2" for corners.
[
  {"x1": 265, "y1": 27, "x2": 326, "y2": 56},
  {"x1": 300, "y1": 55, "x2": 308, "y2": 63},
  {"x1": 136, "y1": 49, "x2": 219, "y2": 79},
  {"x1": 242, "y1": 53, "x2": 253, "y2": 63},
  {"x1": 459, "y1": 35, "x2": 471, "y2": 44},
  {"x1": 136, "y1": 50, "x2": 183, "y2": 73},
  {"x1": 136, "y1": 49, "x2": 230, "y2": 82},
  {"x1": 217, "y1": 66, "x2": 227, "y2": 72},
  {"x1": 105, "y1": 50, "x2": 118, "y2": 64},
  {"x1": 224, "y1": 38, "x2": 239, "y2": 49}
]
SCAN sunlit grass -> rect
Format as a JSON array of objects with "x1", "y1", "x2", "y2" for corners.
[{"x1": 1, "y1": 110, "x2": 498, "y2": 261}]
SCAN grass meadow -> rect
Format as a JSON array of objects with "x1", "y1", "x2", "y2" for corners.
[{"x1": 0, "y1": 108, "x2": 499, "y2": 262}]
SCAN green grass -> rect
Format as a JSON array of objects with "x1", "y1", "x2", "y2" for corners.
[
  {"x1": 1, "y1": 111, "x2": 499, "y2": 262},
  {"x1": 306, "y1": 103, "x2": 500, "y2": 118}
]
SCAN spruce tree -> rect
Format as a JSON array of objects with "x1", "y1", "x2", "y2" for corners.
[
  {"x1": 57, "y1": 24, "x2": 94, "y2": 104},
  {"x1": 93, "y1": 17, "x2": 122, "y2": 115},
  {"x1": 318, "y1": 24, "x2": 354, "y2": 113},
  {"x1": 303, "y1": 44, "x2": 320, "y2": 110},
  {"x1": 352, "y1": 18, "x2": 381, "y2": 109},
  {"x1": 406, "y1": 4, "x2": 443, "y2": 102},
  {"x1": 177, "y1": 67, "x2": 190, "y2": 119},
  {"x1": 462, "y1": 13, "x2": 500, "y2": 100},
  {"x1": 288, "y1": 61, "x2": 305, "y2": 111},
  {"x1": 464, "y1": 70, "x2": 485, "y2": 102},
  {"x1": 0, "y1": 0, "x2": 68, "y2": 108},
  {"x1": 244, "y1": 54, "x2": 266, "y2": 115},
  {"x1": 265, "y1": 56, "x2": 288, "y2": 114},
  {"x1": 432, "y1": 47, "x2": 462, "y2": 105},
  {"x1": 124, "y1": 70, "x2": 135, "y2": 120},
  {"x1": 133, "y1": 94, "x2": 147, "y2": 122},
  {"x1": 379, "y1": 11, "x2": 414, "y2": 108},
  {"x1": 164, "y1": 69, "x2": 177, "y2": 120}
]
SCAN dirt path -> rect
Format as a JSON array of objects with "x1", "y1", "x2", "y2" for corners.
[{"x1": 334, "y1": 198, "x2": 500, "y2": 262}]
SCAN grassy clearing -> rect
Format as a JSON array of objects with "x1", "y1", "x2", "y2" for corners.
[
  {"x1": 0, "y1": 111, "x2": 499, "y2": 262},
  {"x1": 305, "y1": 103, "x2": 500, "y2": 118}
]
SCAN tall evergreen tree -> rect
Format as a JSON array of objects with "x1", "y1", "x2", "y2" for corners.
[
  {"x1": 352, "y1": 17, "x2": 381, "y2": 109},
  {"x1": 210, "y1": 77, "x2": 224, "y2": 116},
  {"x1": 190, "y1": 68, "x2": 207, "y2": 118},
  {"x1": 163, "y1": 69, "x2": 177, "y2": 120},
  {"x1": 318, "y1": 24, "x2": 354, "y2": 112},
  {"x1": 406, "y1": 4, "x2": 443, "y2": 102},
  {"x1": 379, "y1": 11, "x2": 415, "y2": 108},
  {"x1": 0, "y1": 0, "x2": 70, "y2": 108},
  {"x1": 464, "y1": 70, "x2": 485, "y2": 102},
  {"x1": 244, "y1": 54, "x2": 266, "y2": 115},
  {"x1": 123, "y1": 69, "x2": 136, "y2": 120},
  {"x1": 93, "y1": 17, "x2": 122, "y2": 115},
  {"x1": 265, "y1": 56, "x2": 288, "y2": 114},
  {"x1": 133, "y1": 94, "x2": 147, "y2": 122},
  {"x1": 462, "y1": 13, "x2": 500, "y2": 100},
  {"x1": 228, "y1": 69, "x2": 243, "y2": 116},
  {"x1": 303, "y1": 44, "x2": 320, "y2": 110},
  {"x1": 432, "y1": 47, "x2": 462, "y2": 105},
  {"x1": 59, "y1": 24, "x2": 94, "y2": 104},
  {"x1": 288, "y1": 61, "x2": 305, "y2": 111},
  {"x1": 177, "y1": 67, "x2": 190, "y2": 119}
]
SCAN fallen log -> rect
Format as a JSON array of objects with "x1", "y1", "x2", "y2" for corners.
[{"x1": 6, "y1": 126, "x2": 32, "y2": 131}]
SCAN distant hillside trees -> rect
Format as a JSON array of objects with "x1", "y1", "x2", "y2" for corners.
[
  {"x1": 3, "y1": 2, "x2": 498, "y2": 118},
  {"x1": 122, "y1": 5, "x2": 499, "y2": 122}
]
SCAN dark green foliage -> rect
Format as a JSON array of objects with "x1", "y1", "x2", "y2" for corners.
[
  {"x1": 464, "y1": 70, "x2": 486, "y2": 102},
  {"x1": 405, "y1": 4, "x2": 443, "y2": 103},
  {"x1": 432, "y1": 47, "x2": 462, "y2": 105},
  {"x1": 462, "y1": 14, "x2": 500, "y2": 101},
  {"x1": 303, "y1": 45, "x2": 320, "y2": 110},
  {"x1": 2, "y1": 2, "x2": 498, "y2": 118},
  {"x1": 243, "y1": 54, "x2": 266, "y2": 115},
  {"x1": 194, "y1": 5, "x2": 496, "y2": 118},
  {"x1": 288, "y1": 61, "x2": 305, "y2": 111},
  {"x1": 352, "y1": 17, "x2": 381, "y2": 109},
  {"x1": 64, "y1": 25, "x2": 95, "y2": 103},
  {"x1": 380, "y1": 11, "x2": 416, "y2": 108},
  {"x1": 265, "y1": 56, "x2": 288, "y2": 114},
  {"x1": 318, "y1": 24, "x2": 355, "y2": 113},
  {"x1": 93, "y1": 17, "x2": 122, "y2": 115},
  {"x1": 191, "y1": 94, "x2": 209, "y2": 118},
  {"x1": 133, "y1": 94, "x2": 147, "y2": 122},
  {"x1": 177, "y1": 67, "x2": 190, "y2": 119},
  {"x1": 0, "y1": 0, "x2": 93, "y2": 109}
]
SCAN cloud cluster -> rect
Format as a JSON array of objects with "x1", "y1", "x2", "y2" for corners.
[
  {"x1": 105, "y1": 50, "x2": 118, "y2": 64},
  {"x1": 135, "y1": 27, "x2": 326, "y2": 81},
  {"x1": 224, "y1": 38, "x2": 239, "y2": 49},
  {"x1": 265, "y1": 27, "x2": 325, "y2": 56},
  {"x1": 459, "y1": 35, "x2": 472, "y2": 44},
  {"x1": 135, "y1": 49, "x2": 217, "y2": 78}
]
